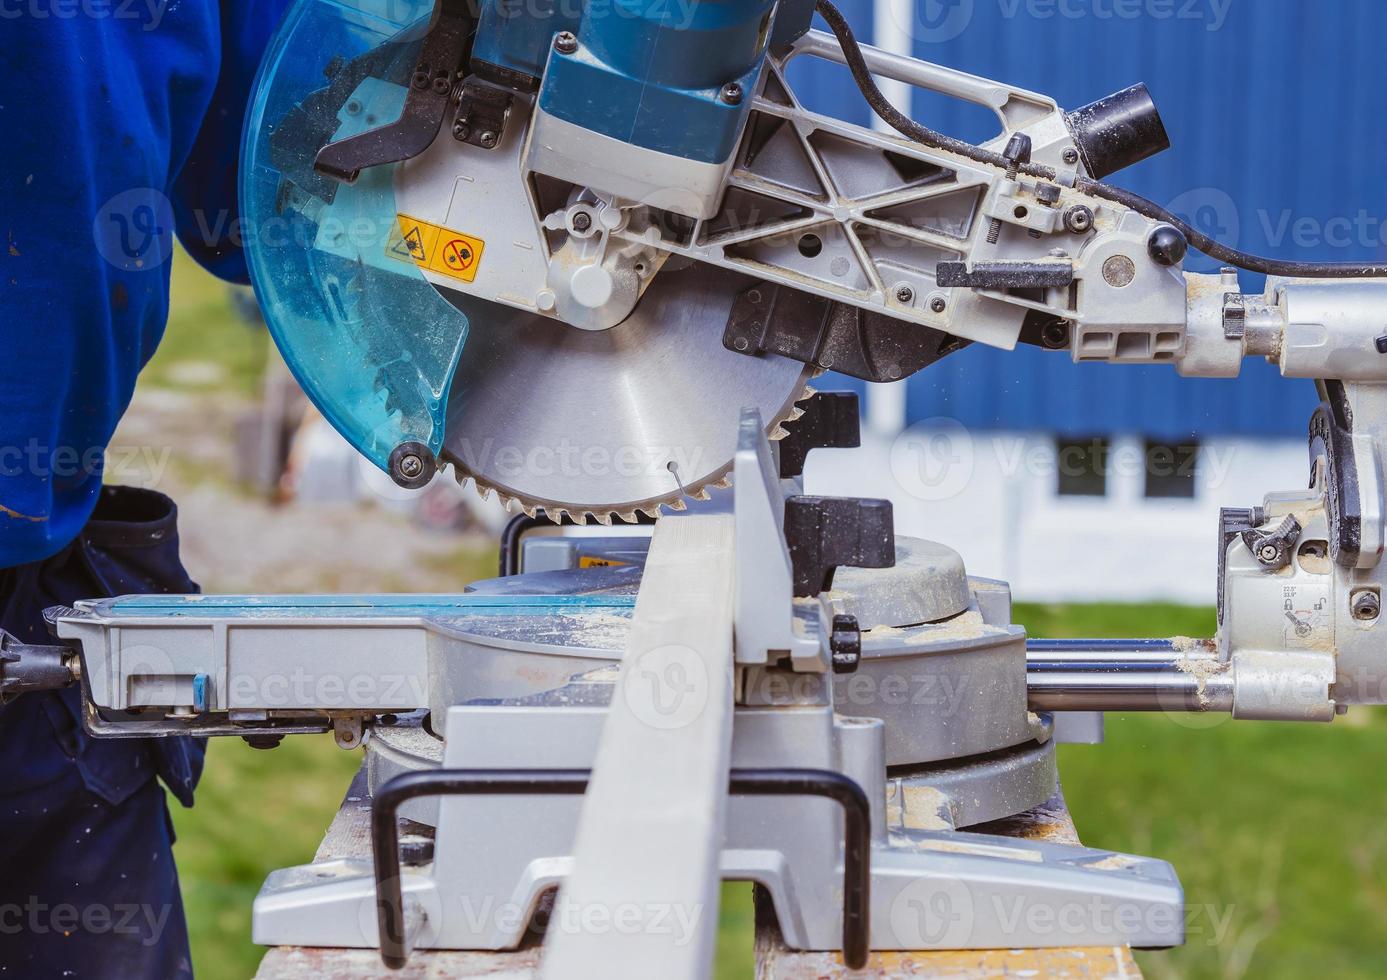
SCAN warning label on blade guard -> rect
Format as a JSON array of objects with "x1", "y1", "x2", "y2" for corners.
[{"x1": 388, "y1": 213, "x2": 485, "y2": 283}]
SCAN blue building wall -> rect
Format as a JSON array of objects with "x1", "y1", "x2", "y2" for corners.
[{"x1": 785, "y1": 0, "x2": 1387, "y2": 439}]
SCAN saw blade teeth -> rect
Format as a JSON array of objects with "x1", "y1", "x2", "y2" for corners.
[
  {"x1": 592, "y1": 512, "x2": 612, "y2": 527},
  {"x1": 710, "y1": 475, "x2": 732, "y2": 490},
  {"x1": 616, "y1": 510, "x2": 639, "y2": 524},
  {"x1": 769, "y1": 424, "x2": 790, "y2": 440},
  {"x1": 667, "y1": 498, "x2": 688, "y2": 512},
  {"x1": 690, "y1": 487, "x2": 711, "y2": 502}
]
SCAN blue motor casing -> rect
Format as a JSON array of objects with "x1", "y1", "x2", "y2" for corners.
[{"x1": 475, "y1": 0, "x2": 812, "y2": 165}]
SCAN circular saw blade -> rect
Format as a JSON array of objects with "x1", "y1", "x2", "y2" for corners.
[{"x1": 440, "y1": 263, "x2": 814, "y2": 522}]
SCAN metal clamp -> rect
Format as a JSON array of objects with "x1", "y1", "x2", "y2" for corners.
[{"x1": 371, "y1": 767, "x2": 872, "y2": 970}]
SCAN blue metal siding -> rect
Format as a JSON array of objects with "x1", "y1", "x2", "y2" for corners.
[{"x1": 790, "y1": 1, "x2": 1387, "y2": 436}]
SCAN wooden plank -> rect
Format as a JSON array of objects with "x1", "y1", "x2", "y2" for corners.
[{"x1": 542, "y1": 514, "x2": 737, "y2": 980}]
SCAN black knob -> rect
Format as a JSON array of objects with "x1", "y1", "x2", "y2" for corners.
[
  {"x1": 829, "y1": 615, "x2": 862, "y2": 675},
  {"x1": 1148, "y1": 225, "x2": 1188, "y2": 267}
]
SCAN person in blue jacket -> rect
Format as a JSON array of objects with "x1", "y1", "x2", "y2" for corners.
[{"x1": 1, "y1": 2, "x2": 289, "y2": 974}]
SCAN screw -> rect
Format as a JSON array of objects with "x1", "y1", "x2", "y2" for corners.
[
  {"x1": 398, "y1": 453, "x2": 424, "y2": 480},
  {"x1": 1064, "y1": 205, "x2": 1095, "y2": 235},
  {"x1": 895, "y1": 284, "x2": 914, "y2": 304},
  {"x1": 554, "y1": 31, "x2": 578, "y2": 54},
  {"x1": 988, "y1": 133, "x2": 1033, "y2": 245},
  {"x1": 1259, "y1": 544, "x2": 1279, "y2": 563},
  {"x1": 929, "y1": 296, "x2": 947, "y2": 314},
  {"x1": 478, "y1": 130, "x2": 497, "y2": 148},
  {"x1": 720, "y1": 82, "x2": 743, "y2": 105},
  {"x1": 571, "y1": 211, "x2": 592, "y2": 233},
  {"x1": 1353, "y1": 591, "x2": 1381, "y2": 621},
  {"x1": 452, "y1": 121, "x2": 470, "y2": 141},
  {"x1": 1062, "y1": 147, "x2": 1080, "y2": 166}
]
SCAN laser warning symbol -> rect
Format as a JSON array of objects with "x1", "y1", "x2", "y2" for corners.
[{"x1": 388, "y1": 213, "x2": 485, "y2": 283}]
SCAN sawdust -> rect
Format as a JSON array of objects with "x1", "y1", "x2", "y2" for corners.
[
  {"x1": 888, "y1": 784, "x2": 954, "y2": 831},
  {"x1": 553, "y1": 611, "x2": 630, "y2": 651},
  {"x1": 865, "y1": 623, "x2": 905, "y2": 638},
  {"x1": 1173, "y1": 648, "x2": 1229, "y2": 708},
  {"x1": 919, "y1": 608, "x2": 1008, "y2": 642},
  {"x1": 1083, "y1": 854, "x2": 1140, "y2": 872}
]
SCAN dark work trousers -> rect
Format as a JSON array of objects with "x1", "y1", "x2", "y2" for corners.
[{"x1": 0, "y1": 486, "x2": 205, "y2": 978}]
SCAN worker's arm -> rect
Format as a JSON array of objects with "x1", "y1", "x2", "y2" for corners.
[{"x1": 172, "y1": 0, "x2": 294, "y2": 284}]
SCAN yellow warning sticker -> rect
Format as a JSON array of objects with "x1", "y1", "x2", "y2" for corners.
[
  {"x1": 387, "y1": 213, "x2": 485, "y2": 283},
  {"x1": 578, "y1": 556, "x2": 630, "y2": 569}
]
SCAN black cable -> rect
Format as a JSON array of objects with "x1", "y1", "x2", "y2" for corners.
[{"x1": 814, "y1": 0, "x2": 1387, "y2": 279}]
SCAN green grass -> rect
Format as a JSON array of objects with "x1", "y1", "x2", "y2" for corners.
[
  {"x1": 171, "y1": 736, "x2": 361, "y2": 980},
  {"x1": 141, "y1": 253, "x2": 268, "y2": 394},
  {"x1": 1029, "y1": 603, "x2": 1387, "y2": 980}
]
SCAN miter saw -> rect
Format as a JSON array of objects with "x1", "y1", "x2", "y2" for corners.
[{"x1": 8, "y1": 0, "x2": 1387, "y2": 974}]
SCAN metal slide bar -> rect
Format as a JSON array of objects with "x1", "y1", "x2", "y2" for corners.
[{"x1": 1026, "y1": 638, "x2": 1232, "y2": 712}]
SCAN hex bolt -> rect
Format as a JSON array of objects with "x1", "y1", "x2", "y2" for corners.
[
  {"x1": 554, "y1": 31, "x2": 578, "y2": 54},
  {"x1": 929, "y1": 296, "x2": 947, "y2": 314},
  {"x1": 895, "y1": 284, "x2": 914, "y2": 304},
  {"x1": 1353, "y1": 591, "x2": 1381, "y2": 622},
  {"x1": 720, "y1": 82, "x2": 743, "y2": 106}
]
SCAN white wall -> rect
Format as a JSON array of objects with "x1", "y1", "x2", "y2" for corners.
[{"x1": 804, "y1": 425, "x2": 1309, "y2": 605}]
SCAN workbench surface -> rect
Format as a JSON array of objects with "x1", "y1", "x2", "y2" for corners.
[{"x1": 255, "y1": 766, "x2": 1144, "y2": 979}]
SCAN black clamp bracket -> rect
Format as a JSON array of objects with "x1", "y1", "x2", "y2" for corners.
[
  {"x1": 778, "y1": 391, "x2": 861, "y2": 479},
  {"x1": 1309, "y1": 380, "x2": 1364, "y2": 569},
  {"x1": 723, "y1": 282, "x2": 968, "y2": 384},
  {"x1": 313, "y1": 0, "x2": 476, "y2": 183},
  {"x1": 450, "y1": 77, "x2": 514, "y2": 149},
  {"x1": 1217, "y1": 507, "x2": 1261, "y2": 626},
  {"x1": 784, "y1": 496, "x2": 895, "y2": 597}
]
